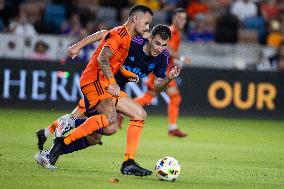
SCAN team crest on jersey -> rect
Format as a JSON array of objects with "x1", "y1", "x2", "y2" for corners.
[
  {"x1": 125, "y1": 66, "x2": 146, "y2": 78},
  {"x1": 148, "y1": 63, "x2": 155, "y2": 71}
]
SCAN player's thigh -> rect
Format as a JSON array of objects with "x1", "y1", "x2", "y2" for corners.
[
  {"x1": 86, "y1": 133, "x2": 102, "y2": 145},
  {"x1": 96, "y1": 98, "x2": 117, "y2": 121},
  {"x1": 116, "y1": 96, "x2": 146, "y2": 119},
  {"x1": 96, "y1": 98, "x2": 118, "y2": 135}
]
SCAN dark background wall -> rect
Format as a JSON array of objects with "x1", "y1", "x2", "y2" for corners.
[{"x1": 1, "y1": 59, "x2": 284, "y2": 119}]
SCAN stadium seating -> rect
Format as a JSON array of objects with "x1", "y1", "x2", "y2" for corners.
[
  {"x1": 243, "y1": 16, "x2": 266, "y2": 43},
  {"x1": 96, "y1": 6, "x2": 117, "y2": 27},
  {"x1": 43, "y1": 4, "x2": 66, "y2": 33},
  {"x1": 0, "y1": 18, "x2": 3, "y2": 32},
  {"x1": 152, "y1": 10, "x2": 167, "y2": 26},
  {"x1": 238, "y1": 29, "x2": 258, "y2": 44}
]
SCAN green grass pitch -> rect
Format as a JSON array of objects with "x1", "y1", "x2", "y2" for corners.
[{"x1": 0, "y1": 108, "x2": 283, "y2": 189}]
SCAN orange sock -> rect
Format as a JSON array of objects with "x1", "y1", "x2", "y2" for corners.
[
  {"x1": 168, "y1": 92, "x2": 181, "y2": 125},
  {"x1": 64, "y1": 114, "x2": 109, "y2": 145},
  {"x1": 48, "y1": 121, "x2": 59, "y2": 134},
  {"x1": 135, "y1": 92, "x2": 154, "y2": 106},
  {"x1": 124, "y1": 119, "x2": 144, "y2": 161}
]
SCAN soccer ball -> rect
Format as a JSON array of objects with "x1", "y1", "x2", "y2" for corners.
[{"x1": 155, "y1": 156, "x2": 181, "y2": 181}]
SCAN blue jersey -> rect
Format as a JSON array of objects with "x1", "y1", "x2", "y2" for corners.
[{"x1": 115, "y1": 35, "x2": 170, "y2": 89}]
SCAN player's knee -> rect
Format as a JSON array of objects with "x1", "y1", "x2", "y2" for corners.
[
  {"x1": 86, "y1": 133, "x2": 102, "y2": 145},
  {"x1": 137, "y1": 108, "x2": 147, "y2": 120},
  {"x1": 102, "y1": 123, "x2": 118, "y2": 136},
  {"x1": 104, "y1": 109, "x2": 117, "y2": 125},
  {"x1": 101, "y1": 111, "x2": 118, "y2": 135}
]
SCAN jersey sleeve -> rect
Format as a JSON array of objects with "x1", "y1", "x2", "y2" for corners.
[
  {"x1": 103, "y1": 30, "x2": 125, "y2": 53},
  {"x1": 153, "y1": 52, "x2": 169, "y2": 79}
]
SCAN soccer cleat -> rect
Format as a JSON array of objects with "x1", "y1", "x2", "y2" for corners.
[
  {"x1": 54, "y1": 114, "x2": 74, "y2": 137},
  {"x1": 49, "y1": 137, "x2": 66, "y2": 165},
  {"x1": 168, "y1": 129, "x2": 187, "y2": 138},
  {"x1": 121, "y1": 159, "x2": 152, "y2": 177},
  {"x1": 34, "y1": 149, "x2": 56, "y2": 170},
  {"x1": 36, "y1": 129, "x2": 47, "y2": 150}
]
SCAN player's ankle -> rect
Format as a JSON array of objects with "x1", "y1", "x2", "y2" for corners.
[{"x1": 124, "y1": 153, "x2": 135, "y2": 161}]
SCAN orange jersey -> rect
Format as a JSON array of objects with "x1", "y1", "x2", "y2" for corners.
[
  {"x1": 80, "y1": 25, "x2": 131, "y2": 87},
  {"x1": 167, "y1": 25, "x2": 181, "y2": 73}
]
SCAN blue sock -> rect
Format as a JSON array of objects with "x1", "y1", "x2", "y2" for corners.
[
  {"x1": 62, "y1": 137, "x2": 90, "y2": 155},
  {"x1": 75, "y1": 118, "x2": 86, "y2": 127}
]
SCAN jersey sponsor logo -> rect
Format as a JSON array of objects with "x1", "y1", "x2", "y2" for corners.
[
  {"x1": 129, "y1": 56, "x2": 135, "y2": 62},
  {"x1": 124, "y1": 66, "x2": 147, "y2": 78}
]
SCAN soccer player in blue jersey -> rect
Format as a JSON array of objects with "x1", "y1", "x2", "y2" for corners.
[{"x1": 35, "y1": 25, "x2": 182, "y2": 176}]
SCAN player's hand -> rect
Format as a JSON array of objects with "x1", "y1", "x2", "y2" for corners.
[
  {"x1": 67, "y1": 44, "x2": 81, "y2": 59},
  {"x1": 128, "y1": 74, "x2": 139, "y2": 83},
  {"x1": 106, "y1": 83, "x2": 120, "y2": 97},
  {"x1": 182, "y1": 56, "x2": 191, "y2": 65},
  {"x1": 169, "y1": 65, "x2": 182, "y2": 80}
]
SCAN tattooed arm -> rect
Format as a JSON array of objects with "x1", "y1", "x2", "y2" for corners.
[
  {"x1": 97, "y1": 46, "x2": 120, "y2": 97},
  {"x1": 97, "y1": 46, "x2": 114, "y2": 80}
]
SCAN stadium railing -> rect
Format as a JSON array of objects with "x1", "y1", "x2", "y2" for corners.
[{"x1": 0, "y1": 33, "x2": 276, "y2": 70}]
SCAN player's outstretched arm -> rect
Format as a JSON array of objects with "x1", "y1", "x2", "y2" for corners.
[
  {"x1": 97, "y1": 46, "x2": 120, "y2": 97},
  {"x1": 154, "y1": 65, "x2": 182, "y2": 92},
  {"x1": 119, "y1": 66, "x2": 139, "y2": 83},
  {"x1": 68, "y1": 30, "x2": 108, "y2": 59}
]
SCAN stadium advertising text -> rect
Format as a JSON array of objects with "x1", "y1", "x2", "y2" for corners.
[
  {"x1": 2, "y1": 69, "x2": 82, "y2": 101},
  {"x1": 208, "y1": 80, "x2": 276, "y2": 111},
  {"x1": 0, "y1": 59, "x2": 283, "y2": 118}
]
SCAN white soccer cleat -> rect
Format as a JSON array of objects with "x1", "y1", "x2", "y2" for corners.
[
  {"x1": 34, "y1": 149, "x2": 56, "y2": 171},
  {"x1": 54, "y1": 114, "x2": 75, "y2": 137}
]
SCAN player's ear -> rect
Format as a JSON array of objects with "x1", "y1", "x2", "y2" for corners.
[{"x1": 133, "y1": 15, "x2": 138, "y2": 23}]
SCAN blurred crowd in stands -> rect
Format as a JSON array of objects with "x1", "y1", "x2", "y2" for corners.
[{"x1": 0, "y1": 0, "x2": 284, "y2": 70}]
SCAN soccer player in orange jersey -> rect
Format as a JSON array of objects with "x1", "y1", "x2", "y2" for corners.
[
  {"x1": 135, "y1": 8, "x2": 190, "y2": 137},
  {"x1": 47, "y1": 5, "x2": 153, "y2": 176},
  {"x1": 36, "y1": 25, "x2": 182, "y2": 176}
]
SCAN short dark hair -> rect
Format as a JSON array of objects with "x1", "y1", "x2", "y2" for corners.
[
  {"x1": 151, "y1": 24, "x2": 171, "y2": 40},
  {"x1": 173, "y1": 7, "x2": 186, "y2": 15},
  {"x1": 129, "y1": 5, "x2": 153, "y2": 16}
]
